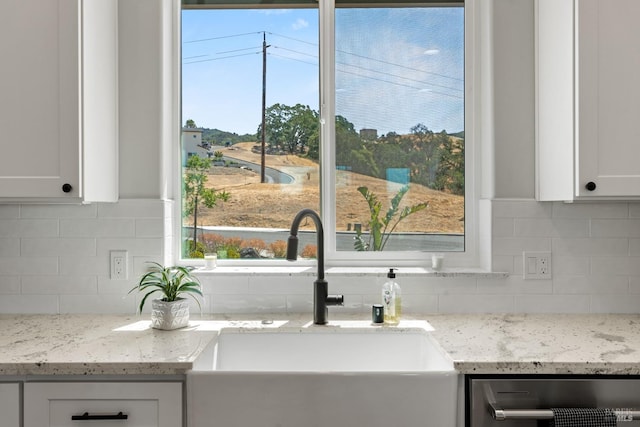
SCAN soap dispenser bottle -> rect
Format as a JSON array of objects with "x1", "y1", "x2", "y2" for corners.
[{"x1": 382, "y1": 268, "x2": 401, "y2": 324}]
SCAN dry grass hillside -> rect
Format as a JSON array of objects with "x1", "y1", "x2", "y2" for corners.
[{"x1": 192, "y1": 142, "x2": 464, "y2": 234}]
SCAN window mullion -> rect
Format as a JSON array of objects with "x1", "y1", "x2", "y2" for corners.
[{"x1": 319, "y1": 0, "x2": 338, "y2": 261}]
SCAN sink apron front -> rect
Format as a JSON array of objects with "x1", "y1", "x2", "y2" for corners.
[{"x1": 187, "y1": 370, "x2": 458, "y2": 427}]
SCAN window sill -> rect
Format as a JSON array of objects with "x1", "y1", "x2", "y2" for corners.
[{"x1": 192, "y1": 266, "x2": 508, "y2": 279}]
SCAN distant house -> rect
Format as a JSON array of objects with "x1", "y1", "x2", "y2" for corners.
[{"x1": 181, "y1": 127, "x2": 209, "y2": 165}]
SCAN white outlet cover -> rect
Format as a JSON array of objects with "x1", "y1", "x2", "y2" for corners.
[
  {"x1": 523, "y1": 251, "x2": 552, "y2": 280},
  {"x1": 110, "y1": 250, "x2": 128, "y2": 280}
]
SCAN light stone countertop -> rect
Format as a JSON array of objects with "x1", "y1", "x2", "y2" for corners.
[{"x1": 2, "y1": 313, "x2": 640, "y2": 376}]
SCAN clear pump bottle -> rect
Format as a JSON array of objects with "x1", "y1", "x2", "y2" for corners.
[{"x1": 382, "y1": 268, "x2": 401, "y2": 324}]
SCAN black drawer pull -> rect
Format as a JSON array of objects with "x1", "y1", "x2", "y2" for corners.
[{"x1": 71, "y1": 411, "x2": 128, "y2": 421}]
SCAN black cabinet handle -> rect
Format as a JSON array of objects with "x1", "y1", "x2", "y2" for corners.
[
  {"x1": 585, "y1": 181, "x2": 596, "y2": 191},
  {"x1": 62, "y1": 183, "x2": 73, "y2": 193},
  {"x1": 71, "y1": 411, "x2": 128, "y2": 421}
]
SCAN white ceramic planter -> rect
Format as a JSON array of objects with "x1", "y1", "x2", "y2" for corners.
[{"x1": 150, "y1": 298, "x2": 190, "y2": 330}]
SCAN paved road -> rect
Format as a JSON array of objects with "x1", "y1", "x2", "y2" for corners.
[
  {"x1": 210, "y1": 145, "x2": 294, "y2": 184},
  {"x1": 193, "y1": 227, "x2": 463, "y2": 252}
]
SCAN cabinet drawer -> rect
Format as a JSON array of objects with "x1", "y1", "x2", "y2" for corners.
[
  {"x1": 0, "y1": 383, "x2": 20, "y2": 427},
  {"x1": 24, "y1": 382, "x2": 182, "y2": 427},
  {"x1": 49, "y1": 399, "x2": 159, "y2": 427}
]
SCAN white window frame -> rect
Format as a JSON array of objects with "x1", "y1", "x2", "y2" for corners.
[{"x1": 174, "y1": 0, "x2": 481, "y2": 269}]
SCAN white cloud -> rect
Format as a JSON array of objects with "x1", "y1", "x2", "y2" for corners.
[
  {"x1": 423, "y1": 49, "x2": 440, "y2": 55},
  {"x1": 292, "y1": 18, "x2": 309, "y2": 30}
]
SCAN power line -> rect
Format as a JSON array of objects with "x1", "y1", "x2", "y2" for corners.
[
  {"x1": 270, "y1": 45, "x2": 462, "y2": 94},
  {"x1": 337, "y1": 49, "x2": 463, "y2": 83},
  {"x1": 184, "y1": 31, "x2": 263, "y2": 43},
  {"x1": 183, "y1": 51, "x2": 260, "y2": 64},
  {"x1": 183, "y1": 31, "x2": 464, "y2": 97}
]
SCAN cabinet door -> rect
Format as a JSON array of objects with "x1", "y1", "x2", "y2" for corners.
[
  {"x1": 0, "y1": 0, "x2": 81, "y2": 199},
  {"x1": 24, "y1": 382, "x2": 183, "y2": 427},
  {"x1": 0, "y1": 383, "x2": 20, "y2": 427},
  {"x1": 577, "y1": 0, "x2": 640, "y2": 197}
]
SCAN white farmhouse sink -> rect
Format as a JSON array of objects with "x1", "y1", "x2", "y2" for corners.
[
  {"x1": 188, "y1": 327, "x2": 458, "y2": 427},
  {"x1": 207, "y1": 329, "x2": 453, "y2": 372}
]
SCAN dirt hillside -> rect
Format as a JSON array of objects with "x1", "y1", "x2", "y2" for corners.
[{"x1": 193, "y1": 142, "x2": 464, "y2": 233}]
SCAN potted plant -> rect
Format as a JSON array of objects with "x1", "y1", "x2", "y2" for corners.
[{"x1": 129, "y1": 262, "x2": 203, "y2": 330}]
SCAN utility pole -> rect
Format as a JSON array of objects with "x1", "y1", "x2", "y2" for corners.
[{"x1": 260, "y1": 33, "x2": 270, "y2": 183}]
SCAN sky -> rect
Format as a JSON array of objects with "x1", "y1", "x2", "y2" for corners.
[{"x1": 181, "y1": 7, "x2": 464, "y2": 136}]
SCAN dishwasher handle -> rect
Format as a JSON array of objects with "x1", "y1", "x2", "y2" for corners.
[{"x1": 490, "y1": 404, "x2": 638, "y2": 421}]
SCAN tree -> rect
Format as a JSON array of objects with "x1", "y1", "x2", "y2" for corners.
[
  {"x1": 434, "y1": 131, "x2": 464, "y2": 195},
  {"x1": 185, "y1": 119, "x2": 197, "y2": 128},
  {"x1": 257, "y1": 103, "x2": 318, "y2": 154},
  {"x1": 183, "y1": 156, "x2": 229, "y2": 257}
]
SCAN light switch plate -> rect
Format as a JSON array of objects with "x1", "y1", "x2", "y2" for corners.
[{"x1": 523, "y1": 251, "x2": 552, "y2": 280}]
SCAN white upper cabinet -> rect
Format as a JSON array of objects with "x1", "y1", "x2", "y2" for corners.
[
  {"x1": 0, "y1": 0, "x2": 118, "y2": 203},
  {"x1": 535, "y1": 0, "x2": 640, "y2": 201}
]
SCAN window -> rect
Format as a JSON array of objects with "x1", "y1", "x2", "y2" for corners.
[{"x1": 180, "y1": 0, "x2": 471, "y2": 266}]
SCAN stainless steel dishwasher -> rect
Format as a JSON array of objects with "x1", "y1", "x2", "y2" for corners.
[{"x1": 468, "y1": 376, "x2": 640, "y2": 426}]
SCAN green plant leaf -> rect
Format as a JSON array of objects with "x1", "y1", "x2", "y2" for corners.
[{"x1": 130, "y1": 262, "x2": 203, "y2": 313}]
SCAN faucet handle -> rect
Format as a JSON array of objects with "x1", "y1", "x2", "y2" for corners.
[{"x1": 326, "y1": 295, "x2": 344, "y2": 306}]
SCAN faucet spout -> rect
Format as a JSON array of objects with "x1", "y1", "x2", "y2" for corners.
[{"x1": 287, "y1": 208, "x2": 344, "y2": 325}]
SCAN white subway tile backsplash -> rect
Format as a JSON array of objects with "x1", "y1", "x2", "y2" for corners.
[
  {"x1": 514, "y1": 218, "x2": 589, "y2": 237},
  {"x1": 477, "y1": 276, "x2": 553, "y2": 295},
  {"x1": 0, "y1": 276, "x2": 20, "y2": 294},
  {"x1": 591, "y1": 219, "x2": 640, "y2": 238},
  {"x1": 135, "y1": 219, "x2": 164, "y2": 237},
  {"x1": 492, "y1": 218, "x2": 515, "y2": 237},
  {"x1": 0, "y1": 205, "x2": 19, "y2": 219},
  {"x1": 493, "y1": 237, "x2": 551, "y2": 255},
  {"x1": 552, "y1": 276, "x2": 629, "y2": 294},
  {"x1": 552, "y1": 202, "x2": 629, "y2": 219},
  {"x1": 98, "y1": 200, "x2": 164, "y2": 218},
  {"x1": 492, "y1": 199, "x2": 552, "y2": 218},
  {"x1": 590, "y1": 257, "x2": 640, "y2": 276},
  {"x1": 630, "y1": 277, "x2": 640, "y2": 294},
  {"x1": 2, "y1": 198, "x2": 640, "y2": 315},
  {"x1": 21, "y1": 276, "x2": 98, "y2": 295},
  {"x1": 20, "y1": 238, "x2": 96, "y2": 257},
  {"x1": 59, "y1": 294, "x2": 136, "y2": 314},
  {"x1": 96, "y1": 238, "x2": 163, "y2": 256},
  {"x1": 0, "y1": 219, "x2": 59, "y2": 237},
  {"x1": 97, "y1": 276, "x2": 137, "y2": 295},
  {"x1": 0, "y1": 239, "x2": 20, "y2": 257},
  {"x1": 402, "y1": 294, "x2": 439, "y2": 313},
  {"x1": 629, "y1": 204, "x2": 640, "y2": 218},
  {"x1": 21, "y1": 204, "x2": 97, "y2": 219},
  {"x1": 0, "y1": 295, "x2": 59, "y2": 313},
  {"x1": 211, "y1": 294, "x2": 287, "y2": 314},
  {"x1": 491, "y1": 255, "x2": 516, "y2": 274},
  {"x1": 199, "y1": 275, "x2": 249, "y2": 295},
  {"x1": 0, "y1": 257, "x2": 58, "y2": 275},
  {"x1": 59, "y1": 256, "x2": 110, "y2": 276},
  {"x1": 552, "y1": 256, "x2": 590, "y2": 276},
  {"x1": 60, "y1": 219, "x2": 135, "y2": 237},
  {"x1": 438, "y1": 294, "x2": 514, "y2": 313},
  {"x1": 590, "y1": 295, "x2": 640, "y2": 313},
  {"x1": 514, "y1": 294, "x2": 590, "y2": 313},
  {"x1": 403, "y1": 277, "x2": 477, "y2": 295},
  {"x1": 552, "y1": 237, "x2": 629, "y2": 256}
]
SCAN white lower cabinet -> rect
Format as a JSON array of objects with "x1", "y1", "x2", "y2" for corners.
[
  {"x1": 24, "y1": 382, "x2": 183, "y2": 427},
  {"x1": 0, "y1": 383, "x2": 20, "y2": 427}
]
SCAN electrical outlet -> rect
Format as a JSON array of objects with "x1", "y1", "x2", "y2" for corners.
[
  {"x1": 523, "y1": 251, "x2": 552, "y2": 280},
  {"x1": 110, "y1": 250, "x2": 128, "y2": 280}
]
